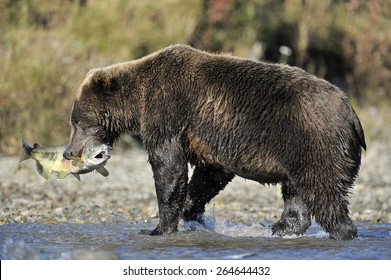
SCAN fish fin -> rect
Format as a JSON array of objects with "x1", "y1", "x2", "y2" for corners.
[
  {"x1": 96, "y1": 167, "x2": 109, "y2": 177},
  {"x1": 72, "y1": 174, "x2": 81, "y2": 181},
  {"x1": 19, "y1": 151, "x2": 31, "y2": 162},
  {"x1": 36, "y1": 162, "x2": 52, "y2": 180},
  {"x1": 20, "y1": 133, "x2": 33, "y2": 162},
  {"x1": 36, "y1": 162, "x2": 43, "y2": 175},
  {"x1": 57, "y1": 171, "x2": 70, "y2": 180}
]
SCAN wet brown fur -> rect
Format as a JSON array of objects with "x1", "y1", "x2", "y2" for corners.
[{"x1": 65, "y1": 45, "x2": 366, "y2": 240}]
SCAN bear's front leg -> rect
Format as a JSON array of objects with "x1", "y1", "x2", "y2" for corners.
[{"x1": 147, "y1": 140, "x2": 188, "y2": 235}]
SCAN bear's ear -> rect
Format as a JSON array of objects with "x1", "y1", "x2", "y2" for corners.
[
  {"x1": 86, "y1": 68, "x2": 99, "y2": 77},
  {"x1": 91, "y1": 70, "x2": 111, "y2": 90},
  {"x1": 90, "y1": 69, "x2": 118, "y2": 94}
]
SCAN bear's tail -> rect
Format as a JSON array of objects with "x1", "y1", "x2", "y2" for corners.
[{"x1": 349, "y1": 107, "x2": 366, "y2": 151}]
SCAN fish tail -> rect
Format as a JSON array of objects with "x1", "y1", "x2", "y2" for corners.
[{"x1": 20, "y1": 132, "x2": 33, "y2": 162}]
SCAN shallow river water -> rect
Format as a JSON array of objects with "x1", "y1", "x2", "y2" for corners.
[{"x1": 1, "y1": 221, "x2": 390, "y2": 260}]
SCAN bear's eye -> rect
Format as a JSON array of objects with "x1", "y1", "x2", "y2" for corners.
[{"x1": 72, "y1": 117, "x2": 80, "y2": 125}]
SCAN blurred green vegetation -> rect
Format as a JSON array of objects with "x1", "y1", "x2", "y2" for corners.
[{"x1": 0, "y1": 0, "x2": 390, "y2": 155}]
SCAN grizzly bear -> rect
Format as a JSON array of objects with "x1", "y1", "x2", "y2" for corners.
[{"x1": 64, "y1": 44, "x2": 366, "y2": 240}]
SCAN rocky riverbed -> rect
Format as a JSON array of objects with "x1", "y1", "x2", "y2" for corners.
[{"x1": 1, "y1": 135, "x2": 390, "y2": 227}]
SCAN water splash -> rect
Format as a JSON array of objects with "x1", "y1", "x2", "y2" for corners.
[
  {"x1": 1, "y1": 239, "x2": 38, "y2": 260},
  {"x1": 223, "y1": 252, "x2": 258, "y2": 259},
  {"x1": 183, "y1": 215, "x2": 274, "y2": 238},
  {"x1": 213, "y1": 221, "x2": 273, "y2": 238}
]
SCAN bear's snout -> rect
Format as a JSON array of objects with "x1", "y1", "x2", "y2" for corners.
[{"x1": 63, "y1": 150, "x2": 74, "y2": 160}]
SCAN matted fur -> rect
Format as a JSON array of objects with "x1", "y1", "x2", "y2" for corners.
[{"x1": 64, "y1": 45, "x2": 366, "y2": 240}]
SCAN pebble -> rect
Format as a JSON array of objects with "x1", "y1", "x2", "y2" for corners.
[{"x1": 54, "y1": 207, "x2": 63, "y2": 215}]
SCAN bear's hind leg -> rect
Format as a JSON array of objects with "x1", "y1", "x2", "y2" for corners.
[
  {"x1": 313, "y1": 193, "x2": 357, "y2": 240},
  {"x1": 272, "y1": 182, "x2": 311, "y2": 237},
  {"x1": 183, "y1": 165, "x2": 234, "y2": 224}
]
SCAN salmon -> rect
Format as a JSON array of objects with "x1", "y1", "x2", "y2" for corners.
[{"x1": 20, "y1": 136, "x2": 110, "y2": 180}]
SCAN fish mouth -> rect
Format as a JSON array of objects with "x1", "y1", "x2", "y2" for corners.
[
  {"x1": 84, "y1": 142, "x2": 111, "y2": 166},
  {"x1": 67, "y1": 140, "x2": 112, "y2": 165},
  {"x1": 92, "y1": 147, "x2": 111, "y2": 160}
]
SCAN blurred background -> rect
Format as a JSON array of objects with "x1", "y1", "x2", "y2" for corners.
[{"x1": 0, "y1": 0, "x2": 390, "y2": 155}]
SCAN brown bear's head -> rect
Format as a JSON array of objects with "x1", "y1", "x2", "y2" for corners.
[{"x1": 63, "y1": 69, "x2": 121, "y2": 160}]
